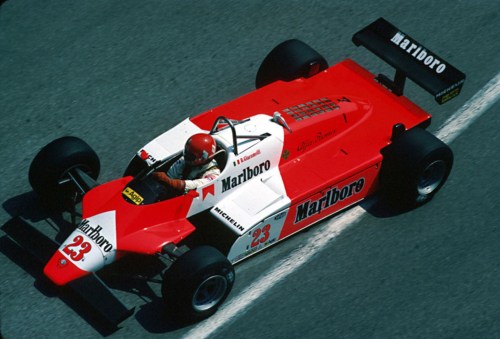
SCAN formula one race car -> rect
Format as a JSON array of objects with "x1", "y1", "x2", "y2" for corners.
[{"x1": 24, "y1": 18, "x2": 464, "y2": 324}]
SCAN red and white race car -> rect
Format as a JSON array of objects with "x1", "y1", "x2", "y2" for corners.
[{"x1": 26, "y1": 18, "x2": 464, "y2": 323}]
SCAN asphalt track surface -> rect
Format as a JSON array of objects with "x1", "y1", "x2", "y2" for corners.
[{"x1": 1, "y1": 1, "x2": 499, "y2": 338}]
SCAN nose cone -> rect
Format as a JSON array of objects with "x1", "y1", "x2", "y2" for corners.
[
  {"x1": 44, "y1": 211, "x2": 118, "y2": 285},
  {"x1": 44, "y1": 250, "x2": 90, "y2": 286}
]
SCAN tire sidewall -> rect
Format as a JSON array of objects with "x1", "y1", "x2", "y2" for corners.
[
  {"x1": 401, "y1": 147, "x2": 453, "y2": 205},
  {"x1": 256, "y1": 39, "x2": 328, "y2": 88},
  {"x1": 381, "y1": 128, "x2": 453, "y2": 208},
  {"x1": 29, "y1": 136, "x2": 100, "y2": 200},
  {"x1": 162, "y1": 246, "x2": 234, "y2": 320}
]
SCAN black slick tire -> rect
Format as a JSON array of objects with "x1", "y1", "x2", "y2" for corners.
[
  {"x1": 29, "y1": 136, "x2": 100, "y2": 203},
  {"x1": 381, "y1": 128, "x2": 453, "y2": 209},
  {"x1": 162, "y1": 246, "x2": 235, "y2": 321},
  {"x1": 255, "y1": 39, "x2": 328, "y2": 89}
]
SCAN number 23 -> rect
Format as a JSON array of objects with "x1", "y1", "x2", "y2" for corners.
[
  {"x1": 251, "y1": 224, "x2": 271, "y2": 248},
  {"x1": 63, "y1": 235, "x2": 92, "y2": 261}
]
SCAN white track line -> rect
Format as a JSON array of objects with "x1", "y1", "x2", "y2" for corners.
[{"x1": 184, "y1": 72, "x2": 500, "y2": 339}]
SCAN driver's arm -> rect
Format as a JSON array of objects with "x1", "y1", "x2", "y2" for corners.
[
  {"x1": 153, "y1": 165, "x2": 220, "y2": 192},
  {"x1": 182, "y1": 166, "x2": 220, "y2": 191},
  {"x1": 151, "y1": 172, "x2": 185, "y2": 192}
]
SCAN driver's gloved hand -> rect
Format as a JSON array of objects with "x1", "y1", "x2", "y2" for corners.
[{"x1": 152, "y1": 172, "x2": 186, "y2": 193}]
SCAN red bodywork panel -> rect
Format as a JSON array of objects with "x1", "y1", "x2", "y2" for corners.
[
  {"x1": 82, "y1": 177, "x2": 197, "y2": 255},
  {"x1": 191, "y1": 59, "x2": 431, "y2": 205},
  {"x1": 44, "y1": 250, "x2": 88, "y2": 286},
  {"x1": 44, "y1": 178, "x2": 197, "y2": 285}
]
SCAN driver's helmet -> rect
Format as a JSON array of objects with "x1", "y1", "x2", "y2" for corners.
[{"x1": 184, "y1": 133, "x2": 217, "y2": 166}]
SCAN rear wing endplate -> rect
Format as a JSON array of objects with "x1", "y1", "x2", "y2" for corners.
[{"x1": 353, "y1": 18, "x2": 465, "y2": 104}]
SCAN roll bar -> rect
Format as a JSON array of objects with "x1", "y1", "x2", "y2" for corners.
[{"x1": 209, "y1": 116, "x2": 269, "y2": 155}]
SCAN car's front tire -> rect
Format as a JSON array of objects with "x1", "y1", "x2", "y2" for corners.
[
  {"x1": 29, "y1": 136, "x2": 100, "y2": 204},
  {"x1": 162, "y1": 246, "x2": 234, "y2": 321}
]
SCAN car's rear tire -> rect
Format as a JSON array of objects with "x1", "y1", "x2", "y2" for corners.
[
  {"x1": 255, "y1": 39, "x2": 328, "y2": 89},
  {"x1": 162, "y1": 246, "x2": 234, "y2": 321},
  {"x1": 380, "y1": 128, "x2": 453, "y2": 209},
  {"x1": 29, "y1": 136, "x2": 100, "y2": 203}
]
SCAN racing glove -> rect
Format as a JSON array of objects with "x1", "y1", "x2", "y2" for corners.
[{"x1": 152, "y1": 172, "x2": 186, "y2": 192}]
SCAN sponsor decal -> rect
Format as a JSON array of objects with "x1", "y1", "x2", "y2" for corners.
[
  {"x1": 122, "y1": 187, "x2": 144, "y2": 205},
  {"x1": 202, "y1": 184, "x2": 215, "y2": 200},
  {"x1": 274, "y1": 211, "x2": 287, "y2": 220},
  {"x1": 140, "y1": 149, "x2": 157, "y2": 163},
  {"x1": 282, "y1": 149, "x2": 290, "y2": 160},
  {"x1": 77, "y1": 219, "x2": 114, "y2": 253},
  {"x1": 297, "y1": 130, "x2": 336, "y2": 152},
  {"x1": 232, "y1": 227, "x2": 277, "y2": 262},
  {"x1": 233, "y1": 149, "x2": 261, "y2": 166},
  {"x1": 435, "y1": 79, "x2": 466, "y2": 103},
  {"x1": 337, "y1": 96, "x2": 351, "y2": 103},
  {"x1": 390, "y1": 31, "x2": 447, "y2": 74},
  {"x1": 214, "y1": 207, "x2": 244, "y2": 232},
  {"x1": 221, "y1": 160, "x2": 271, "y2": 192},
  {"x1": 204, "y1": 173, "x2": 219, "y2": 181},
  {"x1": 294, "y1": 178, "x2": 365, "y2": 223},
  {"x1": 241, "y1": 236, "x2": 277, "y2": 260}
]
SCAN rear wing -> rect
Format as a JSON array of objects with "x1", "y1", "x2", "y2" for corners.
[{"x1": 352, "y1": 18, "x2": 465, "y2": 104}]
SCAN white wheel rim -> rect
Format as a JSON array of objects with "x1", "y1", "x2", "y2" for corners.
[
  {"x1": 417, "y1": 160, "x2": 447, "y2": 196},
  {"x1": 192, "y1": 275, "x2": 227, "y2": 312}
]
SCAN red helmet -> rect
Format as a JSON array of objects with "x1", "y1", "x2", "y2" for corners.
[{"x1": 184, "y1": 133, "x2": 216, "y2": 166}]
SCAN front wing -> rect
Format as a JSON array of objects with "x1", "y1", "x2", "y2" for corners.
[{"x1": 2, "y1": 216, "x2": 134, "y2": 327}]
